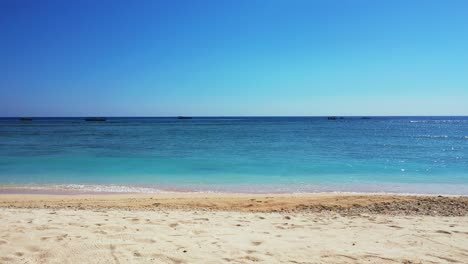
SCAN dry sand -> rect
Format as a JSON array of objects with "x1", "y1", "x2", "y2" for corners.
[{"x1": 0, "y1": 193, "x2": 467, "y2": 263}]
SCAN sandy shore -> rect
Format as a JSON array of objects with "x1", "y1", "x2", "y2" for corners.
[{"x1": 1, "y1": 193, "x2": 467, "y2": 263}]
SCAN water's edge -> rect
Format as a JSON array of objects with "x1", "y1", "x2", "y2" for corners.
[{"x1": 1, "y1": 182, "x2": 468, "y2": 196}]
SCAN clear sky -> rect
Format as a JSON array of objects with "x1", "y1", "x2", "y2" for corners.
[{"x1": 1, "y1": 0, "x2": 467, "y2": 116}]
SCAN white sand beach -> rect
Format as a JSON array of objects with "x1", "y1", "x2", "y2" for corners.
[{"x1": 0, "y1": 193, "x2": 467, "y2": 263}]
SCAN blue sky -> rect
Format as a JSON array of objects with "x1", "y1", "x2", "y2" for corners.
[{"x1": 1, "y1": 0, "x2": 467, "y2": 116}]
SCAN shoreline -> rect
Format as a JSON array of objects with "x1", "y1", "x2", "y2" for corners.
[
  {"x1": 2, "y1": 181, "x2": 468, "y2": 196},
  {"x1": 1, "y1": 187, "x2": 467, "y2": 198}
]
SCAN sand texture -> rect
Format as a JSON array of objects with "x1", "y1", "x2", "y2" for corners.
[
  {"x1": 1, "y1": 193, "x2": 467, "y2": 216},
  {"x1": 0, "y1": 193, "x2": 467, "y2": 263}
]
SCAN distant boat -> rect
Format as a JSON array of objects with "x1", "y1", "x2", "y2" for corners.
[
  {"x1": 177, "y1": 116, "x2": 192, "y2": 120},
  {"x1": 84, "y1": 117, "x2": 106, "y2": 122},
  {"x1": 19, "y1": 117, "x2": 33, "y2": 121},
  {"x1": 327, "y1": 116, "x2": 337, "y2": 120}
]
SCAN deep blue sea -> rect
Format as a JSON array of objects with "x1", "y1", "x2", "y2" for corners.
[{"x1": 1, "y1": 117, "x2": 468, "y2": 194}]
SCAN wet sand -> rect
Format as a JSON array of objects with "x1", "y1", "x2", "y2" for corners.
[
  {"x1": 1, "y1": 192, "x2": 467, "y2": 216},
  {"x1": 0, "y1": 193, "x2": 467, "y2": 263}
]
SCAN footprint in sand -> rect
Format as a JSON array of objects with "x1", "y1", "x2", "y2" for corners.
[
  {"x1": 240, "y1": 255, "x2": 262, "y2": 262},
  {"x1": 435, "y1": 230, "x2": 451, "y2": 234},
  {"x1": 251, "y1": 241, "x2": 263, "y2": 246},
  {"x1": 56, "y1": 234, "x2": 69, "y2": 241},
  {"x1": 194, "y1": 218, "x2": 209, "y2": 221}
]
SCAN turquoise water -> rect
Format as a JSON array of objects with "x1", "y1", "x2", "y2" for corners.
[{"x1": 1, "y1": 117, "x2": 467, "y2": 194}]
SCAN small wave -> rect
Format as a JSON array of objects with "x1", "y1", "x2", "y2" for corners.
[
  {"x1": 410, "y1": 120, "x2": 467, "y2": 124},
  {"x1": 418, "y1": 135, "x2": 448, "y2": 138},
  {"x1": 5, "y1": 184, "x2": 169, "y2": 194},
  {"x1": 61, "y1": 184, "x2": 168, "y2": 193}
]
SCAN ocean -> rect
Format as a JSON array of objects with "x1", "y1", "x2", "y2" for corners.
[{"x1": 1, "y1": 116, "x2": 467, "y2": 194}]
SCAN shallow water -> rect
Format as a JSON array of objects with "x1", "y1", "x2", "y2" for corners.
[{"x1": 1, "y1": 117, "x2": 467, "y2": 194}]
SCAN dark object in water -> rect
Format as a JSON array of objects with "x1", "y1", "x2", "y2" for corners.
[
  {"x1": 327, "y1": 116, "x2": 337, "y2": 120},
  {"x1": 19, "y1": 117, "x2": 33, "y2": 121},
  {"x1": 361, "y1": 117, "x2": 371, "y2": 119},
  {"x1": 85, "y1": 117, "x2": 106, "y2": 122},
  {"x1": 177, "y1": 116, "x2": 192, "y2": 119}
]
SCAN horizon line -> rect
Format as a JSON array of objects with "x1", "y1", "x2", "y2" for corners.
[{"x1": 2, "y1": 115, "x2": 468, "y2": 118}]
